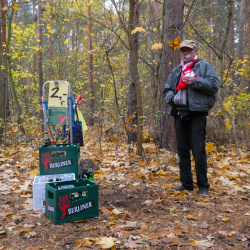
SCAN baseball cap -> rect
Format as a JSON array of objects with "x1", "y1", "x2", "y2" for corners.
[{"x1": 179, "y1": 40, "x2": 197, "y2": 50}]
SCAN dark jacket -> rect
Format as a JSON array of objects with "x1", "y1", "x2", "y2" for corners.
[{"x1": 163, "y1": 59, "x2": 220, "y2": 115}]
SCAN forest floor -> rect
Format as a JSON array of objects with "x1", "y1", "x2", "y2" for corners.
[{"x1": 1, "y1": 126, "x2": 250, "y2": 250}]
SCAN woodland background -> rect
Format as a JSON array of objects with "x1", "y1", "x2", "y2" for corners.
[
  {"x1": 0, "y1": 0, "x2": 249, "y2": 153},
  {"x1": 1, "y1": 1, "x2": 250, "y2": 249}
]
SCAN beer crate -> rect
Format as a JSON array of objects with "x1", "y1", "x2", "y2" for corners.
[
  {"x1": 39, "y1": 143, "x2": 81, "y2": 178},
  {"x1": 33, "y1": 173, "x2": 75, "y2": 212},
  {"x1": 45, "y1": 179, "x2": 98, "y2": 224}
]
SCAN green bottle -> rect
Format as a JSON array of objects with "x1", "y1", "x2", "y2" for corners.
[{"x1": 88, "y1": 167, "x2": 94, "y2": 180}]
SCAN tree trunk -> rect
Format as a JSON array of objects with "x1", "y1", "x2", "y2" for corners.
[
  {"x1": 147, "y1": 1, "x2": 157, "y2": 139},
  {"x1": 38, "y1": 0, "x2": 43, "y2": 124},
  {"x1": 0, "y1": 14, "x2": 3, "y2": 144},
  {"x1": 159, "y1": 0, "x2": 184, "y2": 150},
  {"x1": 7, "y1": 7, "x2": 25, "y2": 134},
  {"x1": 236, "y1": 0, "x2": 246, "y2": 86},
  {"x1": 229, "y1": 2, "x2": 235, "y2": 82},
  {"x1": 1, "y1": 0, "x2": 8, "y2": 119},
  {"x1": 127, "y1": 0, "x2": 139, "y2": 144},
  {"x1": 249, "y1": 0, "x2": 250, "y2": 51},
  {"x1": 217, "y1": 0, "x2": 233, "y2": 95},
  {"x1": 87, "y1": 0, "x2": 94, "y2": 126},
  {"x1": 128, "y1": 0, "x2": 143, "y2": 156}
]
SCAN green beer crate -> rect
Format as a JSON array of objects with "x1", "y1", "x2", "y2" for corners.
[
  {"x1": 39, "y1": 143, "x2": 81, "y2": 178},
  {"x1": 45, "y1": 179, "x2": 98, "y2": 224}
]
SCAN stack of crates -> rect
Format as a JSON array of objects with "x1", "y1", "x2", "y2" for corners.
[{"x1": 33, "y1": 142, "x2": 99, "y2": 223}]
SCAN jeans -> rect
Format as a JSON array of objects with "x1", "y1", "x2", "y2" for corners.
[{"x1": 175, "y1": 114, "x2": 210, "y2": 190}]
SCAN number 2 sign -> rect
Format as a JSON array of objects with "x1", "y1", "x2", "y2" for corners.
[{"x1": 48, "y1": 81, "x2": 68, "y2": 106}]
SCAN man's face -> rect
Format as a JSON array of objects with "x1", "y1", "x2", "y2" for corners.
[{"x1": 180, "y1": 47, "x2": 198, "y2": 63}]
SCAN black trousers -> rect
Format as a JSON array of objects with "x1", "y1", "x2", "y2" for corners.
[{"x1": 174, "y1": 114, "x2": 210, "y2": 190}]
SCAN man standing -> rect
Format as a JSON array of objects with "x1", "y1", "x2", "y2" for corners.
[{"x1": 163, "y1": 40, "x2": 220, "y2": 195}]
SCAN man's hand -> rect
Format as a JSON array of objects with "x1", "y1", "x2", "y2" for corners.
[{"x1": 182, "y1": 75, "x2": 194, "y2": 85}]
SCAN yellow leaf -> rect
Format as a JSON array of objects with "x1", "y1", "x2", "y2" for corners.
[
  {"x1": 18, "y1": 229, "x2": 29, "y2": 234},
  {"x1": 64, "y1": 40, "x2": 68, "y2": 44},
  {"x1": 225, "y1": 119, "x2": 232, "y2": 130},
  {"x1": 156, "y1": 169, "x2": 165, "y2": 175},
  {"x1": 188, "y1": 240, "x2": 197, "y2": 247},
  {"x1": 2, "y1": 6, "x2": 8, "y2": 11},
  {"x1": 137, "y1": 172, "x2": 145, "y2": 179},
  {"x1": 168, "y1": 37, "x2": 181, "y2": 50},
  {"x1": 187, "y1": 214, "x2": 200, "y2": 220},
  {"x1": 75, "y1": 238, "x2": 96, "y2": 248},
  {"x1": 153, "y1": 28, "x2": 157, "y2": 32},
  {"x1": 13, "y1": 2, "x2": 18, "y2": 11},
  {"x1": 148, "y1": 172, "x2": 153, "y2": 181},
  {"x1": 151, "y1": 43, "x2": 163, "y2": 50},
  {"x1": 30, "y1": 170, "x2": 39, "y2": 177},
  {"x1": 131, "y1": 27, "x2": 146, "y2": 34},
  {"x1": 206, "y1": 142, "x2": 216, "y2": 153},
  {"x1": 87, "y1": 0, "x2": 93, "y2": 5},
  {"x1": 32, "y1": 152, "x2": 39, "y2": 158},
  {"x1": 222, "y1": 217, "x2": 229, "y2": 222}
]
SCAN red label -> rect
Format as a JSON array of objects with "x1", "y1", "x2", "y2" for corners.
[
  {"x1": 41, "y1": 152, "x2": 51, "y2": 171},
  {"x1": 58, "y1": 195, "x2": 70, "y2": 219},
  {"x1": 58, "y1": 116, "x2": 67, "y2": 123}
]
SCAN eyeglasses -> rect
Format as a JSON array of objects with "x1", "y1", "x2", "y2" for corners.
[{"x1": 180, "y1": 48, "x2": 193, "y2": 53}]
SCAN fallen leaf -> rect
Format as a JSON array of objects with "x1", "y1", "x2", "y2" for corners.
[
  {"x1": 75, "y1": 238, "x2": 96, "y2": 248},
  {"x1": 112, "y1": 208, "x2": 122, "y2": 215},
  {"x1": 187, "y1": 214, "x2": 200, "y2": 220},
  {"x1": 206, "y1": 142, "x2": 216, "y2": 153},
  {"x1": 96, "y1": 236, "x2": 115, "y2": 249},
  {"x1": 18, "y1": 229, "x2": 29, "y2": 234},
  {"x1": 124, "y1": 239, "x2": 143, "y2": 248},
  {"x1": 195, "y1": 240, "x2": 215, "y2": 248},
  {"x1": 200, "y1": 221, "x2": 208, "y2": 229}
]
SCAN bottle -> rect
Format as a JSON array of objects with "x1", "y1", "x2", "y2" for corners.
[
  {"x1": 88, "y1": 167, "x2": 94, "y2": 181},
  {"x1": 70, "y1": 193, "x2": 75, "y2": 201},
  {"x1": 44, "y1": 132, "x2": 51, "y2": 146},
  {"x1": 74, "y1": 192, "x2": 79, "y2": 200},
  {"x1": 152, "y1": 163, "x2": 167, "y2": 174}
]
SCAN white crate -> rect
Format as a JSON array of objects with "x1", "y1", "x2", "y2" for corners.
[{"x1": 33, "y1": 173, "x2": 75, "y2": 212}]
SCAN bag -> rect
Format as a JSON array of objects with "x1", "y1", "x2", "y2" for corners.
[
  {"x1": 69, "y1": 106, "x2": 84, "y2": 146},
  {"x1": 177, "y1": 107, "x2": 192, "y2": 121},
  {"x1": 179, "y1": 110, "x2": 192, "y2": 121}
]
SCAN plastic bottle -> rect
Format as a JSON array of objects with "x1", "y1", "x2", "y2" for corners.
[{"x1": 88, "y1": 167, "x2": 94, "y2": 180}]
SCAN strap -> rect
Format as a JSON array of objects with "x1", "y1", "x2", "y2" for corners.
[
  {"x1": 74, "y1": 105, "x2": 80, "y2": 122},
  {"x1": 52, "y1": 125, "x2": 66, "y2": 140},
  {"x1": 43, "y1": 101, "x2": 48, "y2": 111}
]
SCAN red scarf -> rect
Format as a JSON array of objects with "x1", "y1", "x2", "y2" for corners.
[{"x1": 176, "y1": 56, "x2": 198, "y2": 91}]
